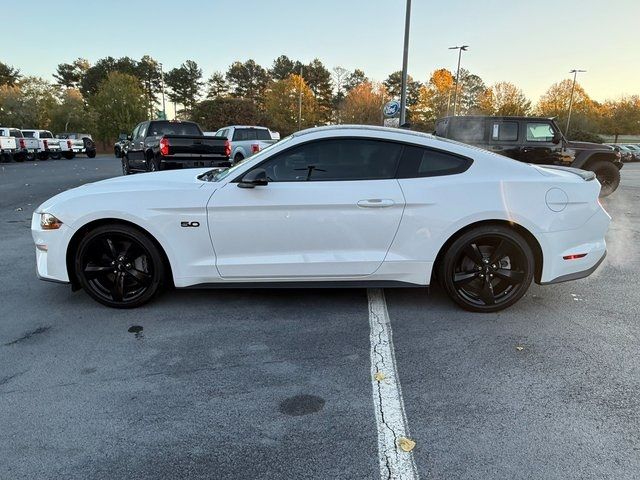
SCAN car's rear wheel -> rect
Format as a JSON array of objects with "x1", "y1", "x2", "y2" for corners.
[
  {"x1": 148, "y1": 157, "x2": 160, "y2": 172},
  {"x1": 75, "y1": 224, "x2": 164, "y2": 308},
  {"x1": 439, "y1": 225, "x2": 534, "y2": 312},
  {"x1": 63, "y1": 151, "x2": 75, "y2": 160},
  {"x1": 234, "y1": 153, "x2": 244, "y2": 165},
  {"x1": 50, "y1": 152, "x2": 61, "y2": 160},
  {"x1": 589, "y1": 160, "x2": 620, "y2": 197},
  {"x1": 87, "y1": 149, "x2": 97, "y2": 158}
]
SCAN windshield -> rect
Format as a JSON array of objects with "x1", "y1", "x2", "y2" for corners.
[{"x1": 202, "y1": 135, "x2": 293, "y2": 182}]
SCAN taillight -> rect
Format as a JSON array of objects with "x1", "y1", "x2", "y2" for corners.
[
  {"x1": 224, "y1": 140, "x2": 231, "y2": 157},
  {"x1": 159, "y1": 137, "x2": 170, "y2": 156},
  {"x1": 251, "y1": 143, "x2": 260, "y2": 154},
  {"x1": 43, "y1": 139, "x2": 48, "y2": 150},
  {"x1": 19, "y1": 138, "x2": 25, "y2": 149},
  {"x1": 67, "y1": 140, "x2": 72, "y2": 149}
]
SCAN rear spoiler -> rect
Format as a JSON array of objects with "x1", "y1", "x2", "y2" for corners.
[{"x1": 537, "y1": 165, "x2": 596, "y2": 181}]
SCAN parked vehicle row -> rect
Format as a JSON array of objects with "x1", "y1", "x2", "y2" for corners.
[
  {"x1": 435, "y1": 116, "x2": 623, "y2": 196},
  {"x1": 606, "y1": 143, "x2": 640, "y2": 162},
  {"x1": 212, "y1": 125, "x2": 279, "y2": 164},
  {"x1": 0, "y1": 126, "x2": 97, "y2": 162}
]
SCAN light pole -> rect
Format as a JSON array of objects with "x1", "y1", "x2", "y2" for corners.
[
  {"x1": 298, "y1": 66, "x2": 303, "y2": 131},
  {"x1": 399, "y1": 0, "x2": 411, "y2": 126},
  {"x1": 449, "y1": 45, "x2": 468, "y2": 116},
  {"x1": 565, "y1": 69, "x2": 586, "y2": 135},
  {"x1": 159, "y1": 62, "x2": 166, "y2": 120}
]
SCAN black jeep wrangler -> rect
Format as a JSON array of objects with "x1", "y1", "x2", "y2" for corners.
[{"x1": 435, "y1": 116, "x2": 623, "y2": 196}]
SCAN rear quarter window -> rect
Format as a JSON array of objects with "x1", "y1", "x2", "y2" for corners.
[{"x1": 397, "y1": 145, "x2": 473, "y2": 178}]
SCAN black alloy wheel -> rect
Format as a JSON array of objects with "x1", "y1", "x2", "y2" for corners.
[
  {"x1": 75, "y1": 225, "x2": 164, "y2": 308},
  {"x1": 440, "y1": 225, "x2": 534, "y2": 312},
  {"x1": 122, "y1": 157, "x2": 131, "y2": 175}
]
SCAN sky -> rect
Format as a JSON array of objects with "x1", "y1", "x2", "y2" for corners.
[{"x1": 4, "y1": 0, "x2": 639, "y2": 103}]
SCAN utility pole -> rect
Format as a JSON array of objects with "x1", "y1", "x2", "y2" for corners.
[
  {"x1": 565, "y1": 69, "x2": 586, "y2": 136},
  {"x1": 449, "y1": 45, "x2": 469, "y2": 116},
  {"x1": 399, "y1": 0, "x2": 411, "y2": 126},
  {"x1": 298, "y1": 66, "x2": 303, "y2": 131}
]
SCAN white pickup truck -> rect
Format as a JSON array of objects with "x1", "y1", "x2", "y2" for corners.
[
  {"x1": 56, "y1": 132, "x2": 97, "y2": 158},
  {"x1": 0, "y1": 127, "x2": 40, "y2": 162},
  {"x1": 22, "y1": 129, "x2": 75, "y2": 160},
  {"x1": 213, "y1": 125, "x2": 278, "y2": 164},
  {"x1": 0, "y1": 128, "x2": 18, "y2": 162}
]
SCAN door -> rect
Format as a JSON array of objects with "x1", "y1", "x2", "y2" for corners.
[
  {"x1": 207, "y1": 138, "x2": 406, "y2": 278},
  {"x1": 487, "y1": 120, "x2": 520, "y2": 159},
  {"x1": 128, "y1": 122, "x2": 148, "y2": 168},
  {"x1": 518, "y1": 121, "x2": 562, "y2": 164}
]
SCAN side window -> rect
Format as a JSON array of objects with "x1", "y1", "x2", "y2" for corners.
[
  {"x1": 397, "y1": 146, "x2": 472, "y2": 178},
  {"x1": 256, "y1": 139, "x2": 402, "y2": 182},
  {"x1": 232, "y1": 129, "x2": 246, "y2": 141},
  {"x1": 491, "y1": 122, "x2": 518, "y2": 141},
  {"x1": 526, "y1": 123, "x2": 555, "y2": 142},
  {"x1": 138, "y1": 123, "x2": 148, "y2": 139},
  {"x1": 131, "y1": 124, "x2": 141, "y2": 139},
  {"x1": 448, "y1": 119, "x2": 485, "y2": 143}
]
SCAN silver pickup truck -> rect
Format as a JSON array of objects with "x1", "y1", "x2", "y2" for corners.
[
  {"x1": 212, "y1": 125, "x2": 278, "y2": 164},
  {"x1": 56, "y1": 132, "x2": 97, "y2": 158},
  {"x1": 22, "y1": 129, "x2": 76, "y2": 159}
]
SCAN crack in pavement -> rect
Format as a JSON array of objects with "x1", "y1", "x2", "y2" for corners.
[{"x1": 368, "y1": 288, "x2": 419, "y2": 480}]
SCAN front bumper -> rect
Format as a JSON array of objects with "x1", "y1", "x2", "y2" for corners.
[{"x1": 31, "y1": 213, "x2": 72, "y2": 283}]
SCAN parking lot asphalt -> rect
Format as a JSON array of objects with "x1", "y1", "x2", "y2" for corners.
[{"x1": 1, "y1": 156, "x2": 639, "y2": 479}]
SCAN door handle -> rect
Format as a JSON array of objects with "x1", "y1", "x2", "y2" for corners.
[{"x1": 357, "y1": 199, "x2": 395, "y2": 208}]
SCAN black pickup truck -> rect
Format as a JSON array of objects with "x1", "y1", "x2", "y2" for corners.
[
  {"x1": 122, "y1": 120, "x2": 231, "y2": 175},
  {"x1": 435, "y1": 116, "x2": 623, "y2": 196}
]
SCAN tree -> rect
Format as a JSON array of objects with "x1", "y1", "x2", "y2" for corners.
[
  {"x1": 332, "y1": 66, "x2": 349, "y2": 123},
  {"x1": 0, "y1": 85, "x2": 34, "y2": 127},
  {"x1": 164, "y1": 60, "x2": 203, "y2": 116},
  {"x1": 53, "y1": 58, "x2": 89, "y2": 89},
  {"x1": 383, "y1": 71, "x2": 421, "y2": 106},
  {"x1": 302, "y1": 58, "x2": 333, "y2": 123},
  {"x1": 480, "y1": 82, "x2": 531, "y2": 116},
  {"x1": 91, "y1": 72, "x2": 147, "y2": 143},
  {"x1": 412, "y1": 69, "x2": 455, "y2": 127},
  {"x1": 599, "y1": 96, "x2": 640, "y2": 136},
  {"x1": 536, "y1": 79, "x2": 597, "y2": 132},
  {"x1": 456, "y1": 69, "x2": 487, "y2": 114},
  {"x1": 0, "y1": 62, "x2": 21, "y2": 87},
  {"x1": 80, "y1": 56, "x2": 139, "y2": 97},
  {"x1": 264, "y1": 74, "x2": 318, "y2": 136},
  {"x1": 226, "y1": 60, "x2": 270, "y2": 105},
  {"x1": 345, "y1": 69, "x2": 368, "y2": 92},
  {"x1": 206, "y1": 72, "x2": 229, "y2": 99},
  {"x1": 270, "y1": 55, "x2": 299, "y2": 81},
  {"x1": 137, "y1": 55, "x2": 163, "y2": 118},
  {"x1": 19, "y1": 77, "x2": 59, "y2": 130},
  {"x1": 341, "y1": 81, "x2": 385, "y2": 125},
  {"x1": 50, "y1": 89, "x2": 95, "y2": 133},
  {"x1": 192, "y1": 98, "x2": 263, "y2": 131}
]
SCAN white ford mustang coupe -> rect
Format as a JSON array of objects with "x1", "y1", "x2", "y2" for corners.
[{"x1": 32, "y1": 125, "x2": 610, "y2": 312}]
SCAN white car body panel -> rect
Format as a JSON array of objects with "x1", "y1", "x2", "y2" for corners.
[{"x1": 32, "y1": 125, "x2": 610, "y2": 291}]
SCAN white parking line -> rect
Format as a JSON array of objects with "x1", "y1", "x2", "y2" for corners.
[{"x1": 368, "y1": 288, "x2": 419, "y2": 480}]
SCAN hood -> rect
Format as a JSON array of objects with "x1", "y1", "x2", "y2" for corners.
[
  {"x1": 565, "y1": 141, "x2": 613, "y2": 151},
  {"x1": 36, "y1": 168, "x2": 212, "y2": 213}
]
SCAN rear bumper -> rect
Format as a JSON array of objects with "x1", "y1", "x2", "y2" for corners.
[
  {"x1": 537, "y1": 206, "x2": 610, "y2": 284},
  {"x1": 160, "y1": 158, "x2": 231, "y2": 169}
]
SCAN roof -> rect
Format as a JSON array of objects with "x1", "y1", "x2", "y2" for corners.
[
  {"x1": 294, "y1": 124, "x2": 436, "y2": 140},
  {"x1": 438, "y1": 115, "x2": 553, "y2": 122}
]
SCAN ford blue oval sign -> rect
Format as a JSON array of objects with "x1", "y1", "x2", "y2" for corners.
[{"x1": 383, "y1": 100, "x2": 401, "y2": 118}]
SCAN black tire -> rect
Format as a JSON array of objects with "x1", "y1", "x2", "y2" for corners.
[
  {"x1": 87, "y1": 149, "x2": 97, "y2": 158},
  {"x1": 148, "y1": 156, "x2": 160, "y2": 172},
  {"x1": 122, "y1": 157, "x2": 131, "y2": 175},
  {"x1": 62, "y1": 151, "x2": 75, "y2": 160},
  {"x1": 234, "y1": 153, "x2": 244, "y2": 165},
  {"x1": 37, "y1": 152, "x2": 49, "y2": 161},
  {"x1": 26, "y1": 152, "x2": 36, "y2": 161},
  {"x1": 114, "y1": 146, "x2": 122, "y2": 158},
  {"x1": 12, "y1": 152, "x2": 25, "y2": 162},
  {"x1": 439, "y1": 225, "x2": 534, "y2": 313},
  {"x1": 74, "y1": 224, "x2": 165, "y2": 308},
  {"x1": 49, "y1": 152, "x2": 61, "y2": 160},
  {"x1": 0, "y1": 153, "x2": 10, "y2": 163},
  {"x1": 589, "y1": 160, "x2": 620, "y2": 197}
]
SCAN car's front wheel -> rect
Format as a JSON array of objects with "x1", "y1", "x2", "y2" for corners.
[
  {"x1": 439, "y1": 225, "x2": 534, "y2": 312},
  {"x1": 75, "y1": 224, "x2": 165, "y2": 308},
  {"x1": 122, "y1": 157, "x2": 131, "y2": 175}
]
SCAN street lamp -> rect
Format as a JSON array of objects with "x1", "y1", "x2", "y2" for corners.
[
  {"x1": 159, "y1": 62, "x2": 166, "y2": 120},
  {"x1": 399, "y1": 0, "x2": 411, "y2": 126},
  {"x1": 565, "y1": 69, "x2": 586, "y2": 136},
  {"x1": 449, "y1": 45, "x2": 469, "y2": 116}
]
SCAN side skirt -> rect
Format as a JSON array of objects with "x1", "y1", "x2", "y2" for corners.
[{"x1": 184, "y1": 280, "x2": 429, "y2": 290}]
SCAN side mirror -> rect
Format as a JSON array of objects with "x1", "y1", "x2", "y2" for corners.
[
  {"x1": 238, "y1": 168, "x2": 268, "y2": 188},
  {"x1": 552, "y1": 131, "x2": 562, "y2": 144},
  {"x1": 127, "y1": 135, "x2": 133, "y2": 141}
]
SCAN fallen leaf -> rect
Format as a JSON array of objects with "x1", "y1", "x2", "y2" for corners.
[
  {"x1": 516, "y1": 346, "x2": 524, "y2": 351},
  {"x1": 374, "y1": 372, "x2": 386, "y2": 382},
  {"x1": 397, "y1": 437, "x2": 416, "y2": 452},
  {"x1": 15, "y1": 207, "x2": 23, "y2": 211}
]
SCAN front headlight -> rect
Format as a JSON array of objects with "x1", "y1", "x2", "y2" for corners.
[{"x1": 40, "y1": 213, "x2": 63, "y2": 230}]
